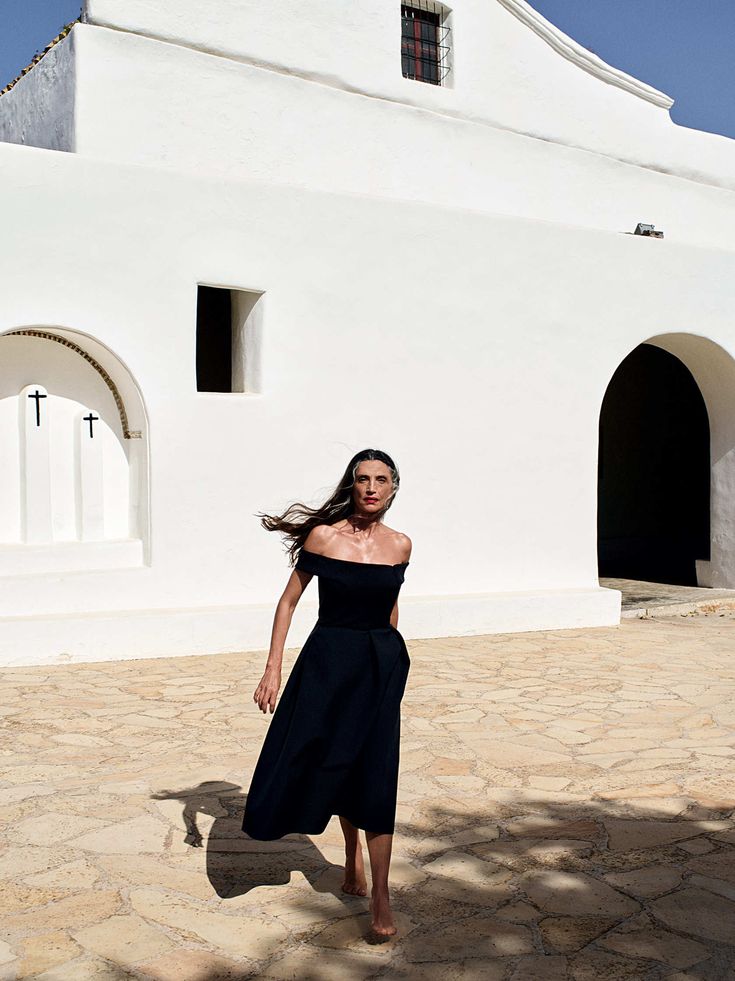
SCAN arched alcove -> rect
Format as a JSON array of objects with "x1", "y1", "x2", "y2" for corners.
[
  {"x1": 0, "y1": 327, "x2": 149, "y2": 572},
  {"x1": 598, "y1": 333, "x2": 735, "y2": 589}
]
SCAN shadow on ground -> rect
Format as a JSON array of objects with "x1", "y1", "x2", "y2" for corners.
[
  {"x1": 152, "y1": 781, "x2": 350, "y2": 899},
  {"x1": 145, "y1": 782, "x2": 735, "y2": 981}
]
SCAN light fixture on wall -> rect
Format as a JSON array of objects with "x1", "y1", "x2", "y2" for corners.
[{"x1": 634, "y1": 222, "x2": 664, "y2": 238}]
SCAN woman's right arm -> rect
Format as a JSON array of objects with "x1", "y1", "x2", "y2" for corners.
[{"x1": 253, "y1": 567, "x2": 312, "y2": 714}]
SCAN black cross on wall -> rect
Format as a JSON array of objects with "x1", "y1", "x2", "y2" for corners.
[
  {"x1": 28, "y1": 389, "x2": 47, "y2": 427},
  {"x1": 83, "y1": 412, "x2": 100, "y2": 439}
]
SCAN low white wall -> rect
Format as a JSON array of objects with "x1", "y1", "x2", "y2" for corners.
[
  {"x1": 1, "y1": 143, "x2": 735, "y2": 662},
  {"x1": 0, "y1": 588, "x2": 621, "y2": 667}
]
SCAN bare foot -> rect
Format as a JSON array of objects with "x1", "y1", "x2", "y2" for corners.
[
  {"x1": 369, "y1": 887, "x2": 397, "y2": 938},
  {"x1": 341, "y1": 840, "x2": 368, "y2": 897}
]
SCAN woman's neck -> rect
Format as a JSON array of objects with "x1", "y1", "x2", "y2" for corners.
[{"x1": 346, "y1": 514, "x2": 381, "y2": 536}]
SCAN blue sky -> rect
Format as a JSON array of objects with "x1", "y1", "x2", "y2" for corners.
[
  {"x1": 0, "y1": 1, "x2": 81, "y2": 89},
  {"x1": 527, "y1": 0, "x2": 735, "y2": 139},
  {"x1": 1, "y1": 1, "x2": 734, "y2": 140}
]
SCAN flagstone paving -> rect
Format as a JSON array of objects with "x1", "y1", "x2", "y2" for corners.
[{"x1": 1, "y1": 609, "x2": 735, "y2": 979}]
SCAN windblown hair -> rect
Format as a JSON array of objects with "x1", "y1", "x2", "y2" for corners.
[{"x1": 257, "y1": 449, "x2": 400, "y2": 566}]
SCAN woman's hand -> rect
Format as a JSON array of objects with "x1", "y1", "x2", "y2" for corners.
[
  {"x1": 253, "y1": 569, "x2": 311, "y2": 716},
  {"x1": 253, "y1": 665, "x2": 282, "y2": 714}
]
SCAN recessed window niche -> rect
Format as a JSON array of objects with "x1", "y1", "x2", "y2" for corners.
[
  {"x1": 401, "y1": 2, "x2": 452, "y2": 86},
  {"x1": 196, "y1": 284, "x2": 264, "y2": 394}
]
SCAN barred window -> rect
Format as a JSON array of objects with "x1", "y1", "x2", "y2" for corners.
[{"x1": 401, "y1": 2, "x2": 451, "y2": 86}]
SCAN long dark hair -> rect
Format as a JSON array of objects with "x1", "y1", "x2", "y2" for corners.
[{"x1": 257, "y1": 448, "x2": 400, "y2": 566}]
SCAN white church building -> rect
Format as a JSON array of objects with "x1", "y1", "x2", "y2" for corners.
[{"x1": 2, "y1": 0, "x2": 735, "y2": 666}]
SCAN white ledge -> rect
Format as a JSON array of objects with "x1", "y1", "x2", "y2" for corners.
[
  {"x1": 0, "y1": 586, "x2": 621, "y2": 666},
  {"x1": 0, "y1": 539, "x2": 144, "y2": 577},
  {"x1": 496, "y1": 0, "x2": 674, "y2": 109}
]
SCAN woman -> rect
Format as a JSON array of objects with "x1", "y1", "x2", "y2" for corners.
[{"x1": 242, "y1": 448, "x2": 412, "y2": 938}]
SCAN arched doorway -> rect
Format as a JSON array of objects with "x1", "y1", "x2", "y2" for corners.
[{"x1": 598, "y1": 342, "x2": 710, "y2": 586}]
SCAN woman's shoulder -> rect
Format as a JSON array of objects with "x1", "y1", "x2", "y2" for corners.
[
  {"x1": 302, "y1": 524, "x2": 338, "y2": 555},
  {"x1": 381, "y1": 525, "x2": 412, "y2": 562},
  {"x1": 301, "y1": 523, "x2": 411, "y2": 562}
]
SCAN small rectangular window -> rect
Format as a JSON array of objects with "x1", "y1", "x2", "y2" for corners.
[
  {"x1": 401, "y1": 2, "x2": 451, "y2": 86},
  {"x1": 196, "y1": 285, "x2": 232, "y2": 393},
  {"x1": 196, "y1": 285, "x2": 264, "y2": 394}
]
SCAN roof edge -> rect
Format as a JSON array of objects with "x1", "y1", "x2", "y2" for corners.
[
  {"x1": 496, "y1": 0, "x2": 674, "y2": 110},
  {"x1": 0, "y1": 21, "x2": 77, "y2": 99}
]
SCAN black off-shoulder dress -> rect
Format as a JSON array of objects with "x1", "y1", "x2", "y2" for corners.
[{"x1": 242, "y1": 548, "x2": 411, "y2": 840}]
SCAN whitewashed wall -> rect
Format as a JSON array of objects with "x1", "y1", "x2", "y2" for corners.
[
  {"x1": 58, "y1": 21, "x2": 733, "y2": 249},
  {"x1": 80, "y1": 0, "x2": 733, "y2": 191},
  {"x1": 2, "y1": 14, "x2": 734, "y2": 251},
  {"x1": 1, "y1": 0, "x2": 735, "y2": 664},
  {"x1": 0, "y1": 141, "x2": 734, "y2": 663}
]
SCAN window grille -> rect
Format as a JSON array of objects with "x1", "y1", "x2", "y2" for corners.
[{"x1": 401, "y1": 2, "x2": 451, "y2": 86}]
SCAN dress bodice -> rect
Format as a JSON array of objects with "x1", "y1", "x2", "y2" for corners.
[{"x1": 295, "y1": 548, "x2": 409, "y2": 630}]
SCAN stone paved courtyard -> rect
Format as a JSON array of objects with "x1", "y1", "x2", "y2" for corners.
[{"x1": 2, "y1": 610, "x2": 735, "y2": 980}]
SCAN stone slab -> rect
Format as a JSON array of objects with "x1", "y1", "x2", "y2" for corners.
[
  {"x1": 651, "y1": 887, "x2": 735, "y2": 945},
  {"x1": 520, "y1": 871, "x2": 640, "y2": 918}
]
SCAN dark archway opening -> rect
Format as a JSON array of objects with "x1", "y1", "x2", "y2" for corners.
[{"x1": 598, "y1": 343, "x2": 710, "y2": 586}]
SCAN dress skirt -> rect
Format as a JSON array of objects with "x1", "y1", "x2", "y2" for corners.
[{"x1": 242, "y1": 622, "x2": 411, "y2": 840}]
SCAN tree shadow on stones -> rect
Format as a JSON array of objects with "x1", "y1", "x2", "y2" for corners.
[
  {"x1": 148, "y1": 786, "x2": 735, "y2": 980},
  {"x1": 386, "y1": 793, "x2": 735, "y2": 981}
]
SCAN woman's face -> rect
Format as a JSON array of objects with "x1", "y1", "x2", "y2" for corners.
[{"x1": 352, "y1": 460, "x2": 394, "y2": 515}]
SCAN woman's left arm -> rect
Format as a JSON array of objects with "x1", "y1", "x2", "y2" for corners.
[{"x1": 390, "y1": 534, "x2": 412, "y2": 629}]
